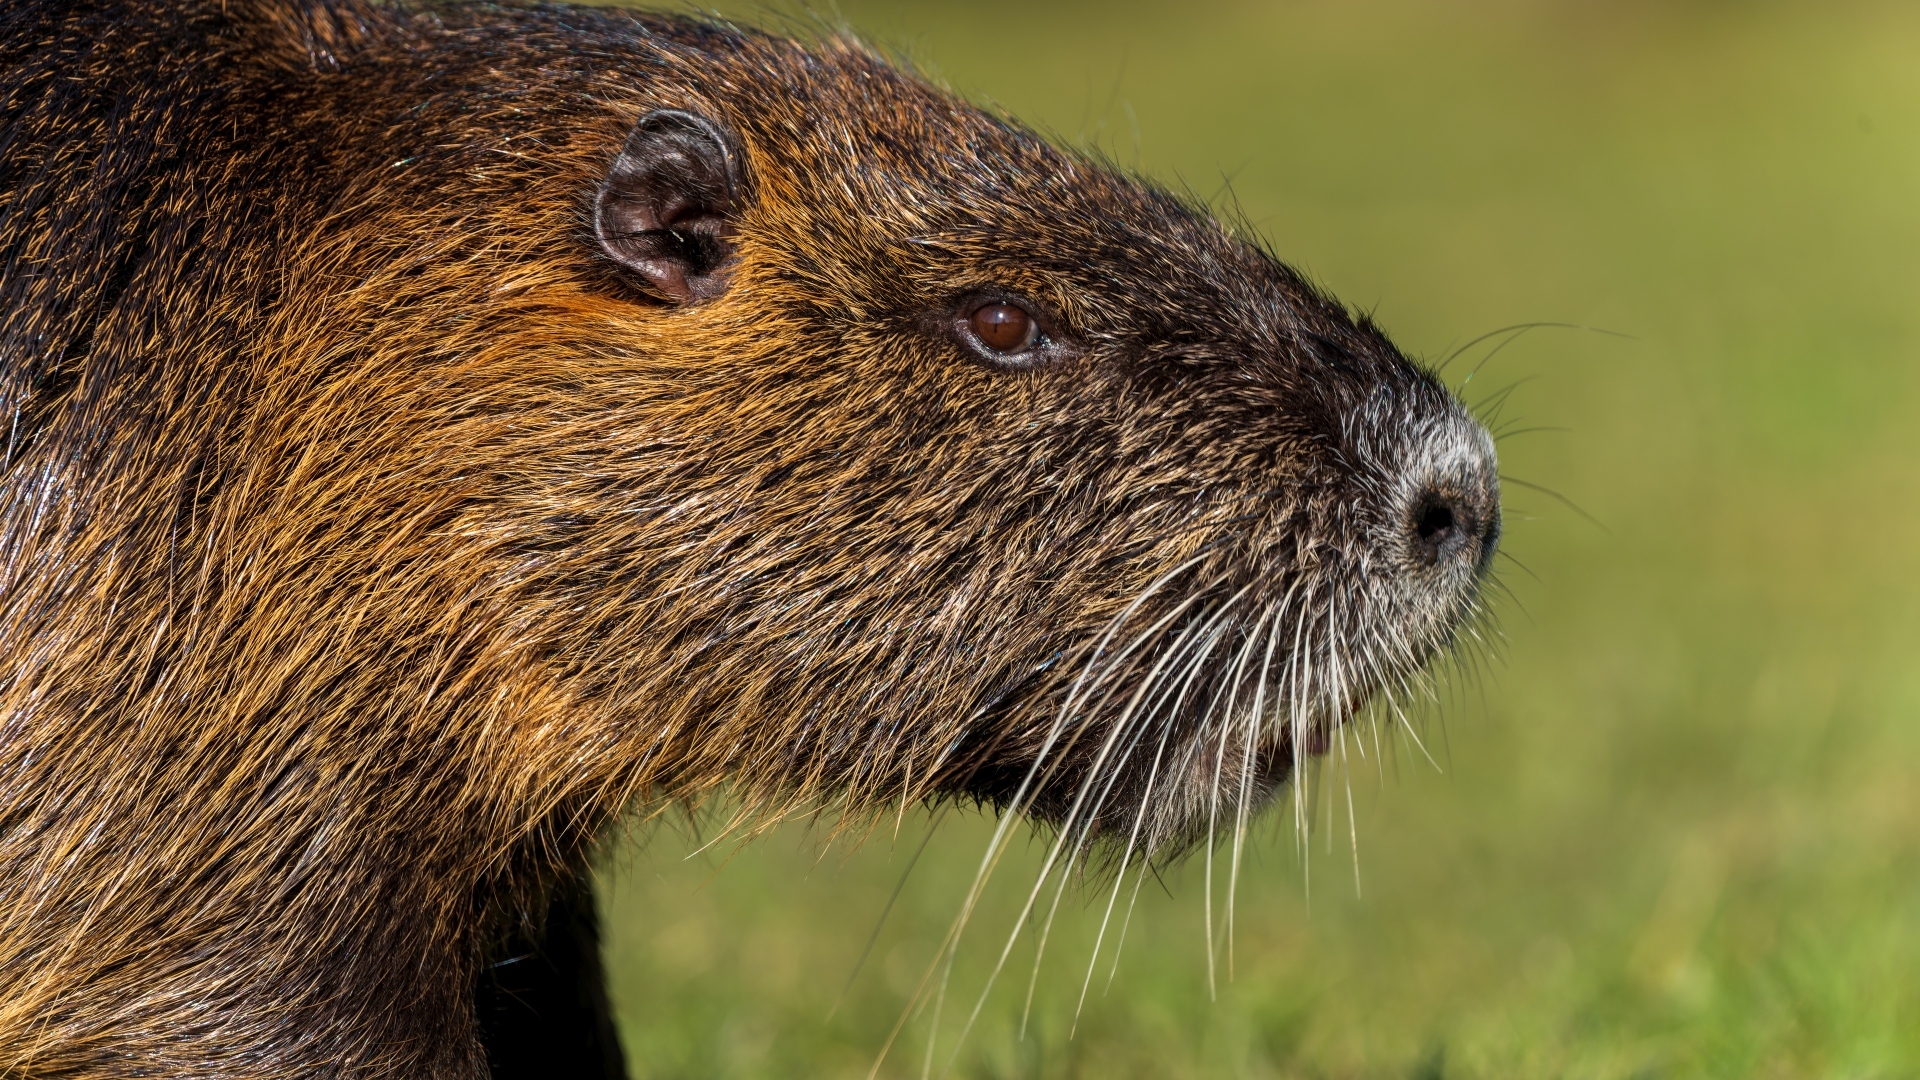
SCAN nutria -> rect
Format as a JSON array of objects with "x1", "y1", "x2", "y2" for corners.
[{"x1": 0, "y1": 0, "x2": 1501, "y2": 1076}]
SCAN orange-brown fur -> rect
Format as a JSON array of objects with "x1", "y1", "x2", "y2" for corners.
[{"x1": 0, "y1": 1, "x2": 1499, "y2": 1075}]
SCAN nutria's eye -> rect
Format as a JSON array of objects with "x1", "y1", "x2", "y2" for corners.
[
  {"x1": 942, "y1": 292, "x2": 1078, "y2": 370},
  {"x1": 971, "y1": 302, "x2": 1036, "y2": 353}
]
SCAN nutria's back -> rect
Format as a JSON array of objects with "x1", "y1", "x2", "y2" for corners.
[{"x1": 0, "y1": 2, "x2": 1499, "y2": 1076}]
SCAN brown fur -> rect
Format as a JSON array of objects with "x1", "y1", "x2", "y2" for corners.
[{"x1": 0, "y1": 1, "x2": 1500, "y2": 1075}]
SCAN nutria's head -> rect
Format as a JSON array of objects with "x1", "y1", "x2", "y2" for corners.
[
  {"x1": 198, "y1": 9, "x2": 1498, "y2": 873},
  {"x1": 429, "y1": 18, "x2": 1503, "y2": 861}
]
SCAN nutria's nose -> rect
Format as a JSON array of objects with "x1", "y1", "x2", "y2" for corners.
[{"x1": 1405, "y1": 461, "x2": 1500, "y2": 576}]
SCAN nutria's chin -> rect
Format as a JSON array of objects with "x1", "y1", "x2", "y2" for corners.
[
  {"x1": 0, "y1": 0, "x2": 1498, "y2": 1076},
  {"x1": 955, "y1": 658, "x2": 1381, "y2": 860}
]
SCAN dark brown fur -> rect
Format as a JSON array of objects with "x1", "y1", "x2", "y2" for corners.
[{"x1": 0, "y1": 1, "x2": 1500, "y2": 1076}]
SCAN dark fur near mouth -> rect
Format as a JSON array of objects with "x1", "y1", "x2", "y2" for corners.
[{"x1": 0, "y1": 1, "x2": 1500, "y2": 1076}]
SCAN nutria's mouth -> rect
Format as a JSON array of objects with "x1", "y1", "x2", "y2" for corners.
[
  {"x1": 942, "y1": 658, "x2": 1377, "y2": 862},
  {"x1": 1188, "y1": 703, "x2": 1350, "y2": 789},
  {"x1": 1163, "y1": 688, "x2": 1370, "y2": 835}
]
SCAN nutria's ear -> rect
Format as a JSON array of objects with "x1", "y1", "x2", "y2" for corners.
[{"x1": 595, "y1": 109, "x2": 748, "y2": 304}]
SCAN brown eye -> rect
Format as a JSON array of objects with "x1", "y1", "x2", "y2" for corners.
[{"x1": 970, "y1": 302, "x2": 1036, "y2": 353}]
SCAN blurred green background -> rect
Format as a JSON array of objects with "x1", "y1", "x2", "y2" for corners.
[{"x1": 590, "y1": 2, "x2": 1920, "y2": 1076}]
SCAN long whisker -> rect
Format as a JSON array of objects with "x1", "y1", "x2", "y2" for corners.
[
  {"x1": 1229, "y1": 588, "x2": 1289, "y2": 979},
  {"x1": 1433, "y1": 320, "x2": 1633, "y2": 376},
  {"x1": 1013, "y1": 624, "x2": 1198, "y2": 1038},
  {"x1": 872, "y1": 555, "x2": 1210, "y2": 1080},
  {"x1": 1067, "y1": 599, "x2": 1237, "y2": 1028},
  {"x1": 1203, "y1": 603, "x2": 1273, "y2": 997},
  {"x1": 953, "y1": 585, "x2": 1230, "y2": 1069},
  {"x1": 1341, "y1": 715, "x2": 1361, "y2": 897},
  {"x1": 1015, "y1": 586, "x2": 1247, "y2": 1036},
  {"x1": 1103, "y1": 654, "x2": 1221, "y2": 1001},
  {"x1": 1499, "y1": 474, "x2": 1608, "y2": 533},
  {"x1": 1072, "y1": 707, "x2": 1175, "y2": 1036},
  {"x1": 827, "y1": 802, "x2": 951, "y2": 1021}
]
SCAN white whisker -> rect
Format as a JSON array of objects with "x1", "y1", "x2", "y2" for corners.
[{"x1": 940, "y1": 570, "x2": 1228, "y2": 1073}]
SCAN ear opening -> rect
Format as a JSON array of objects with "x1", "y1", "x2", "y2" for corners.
[{"x1": 594, "y1": 109, "x2": 749, "y2": 304}]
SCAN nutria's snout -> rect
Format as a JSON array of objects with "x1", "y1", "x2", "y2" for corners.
[
  {"x1": 964, "y1": 370, "x2": 1506, "y2": 859},
  {"x1": 1403, "y1": 423, "x2": 1502, "y2": 579}
]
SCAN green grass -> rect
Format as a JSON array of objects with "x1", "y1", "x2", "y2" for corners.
[{"x1": 592, "y1": 2, "x2": 1920, "y2": 1075}]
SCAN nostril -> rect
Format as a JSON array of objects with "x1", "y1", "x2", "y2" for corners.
[
  {"x1": 1416, "y1": 503, "x2": 1454, "y2": 545},
  {"x1": 1409, "y1": 493, "x2": 1472, "y2": 569}
]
